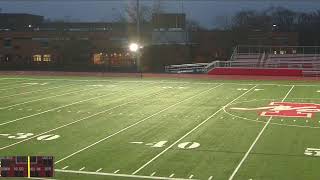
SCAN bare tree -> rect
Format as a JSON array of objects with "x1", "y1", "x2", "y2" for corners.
[{"x1": 116, "y1": 0, "x2": 165, "y2": 23}]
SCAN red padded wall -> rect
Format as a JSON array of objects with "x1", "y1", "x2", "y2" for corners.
[{"x1": 208, "y1": 67, "x2": 303, "y2": 76}]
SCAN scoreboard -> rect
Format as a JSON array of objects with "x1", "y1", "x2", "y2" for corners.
[{"x1": 0, "y1": 156, "x2": 54, "y2": 178}]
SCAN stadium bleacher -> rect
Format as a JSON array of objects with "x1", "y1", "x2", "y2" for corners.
[
  {"x1": 166, "y1": 46, "x2": 320, "y2": 77},
  {"x1": 209, "y1": 46, "x2": 320, "y2": 77}
]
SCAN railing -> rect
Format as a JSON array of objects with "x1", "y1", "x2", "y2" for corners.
[
  {"x1": 229, "y1": 46, "x2": 238, "y2": 61},
  {"x1": 165, "y1": 63, "x2": 209, "y2": 74}
]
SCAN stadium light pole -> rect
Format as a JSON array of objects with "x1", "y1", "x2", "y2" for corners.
[{"x1": 136, "y1": 0, "x2": 142, "y2": 78}]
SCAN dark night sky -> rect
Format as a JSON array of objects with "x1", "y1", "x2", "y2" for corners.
[{"x1": 1, "y1": 0, "x2": 320, "y2": 28}]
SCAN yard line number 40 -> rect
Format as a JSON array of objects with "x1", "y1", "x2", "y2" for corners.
[
  {"x1": 304, "y1": 148, "x2": 320, "y2": 157},
  {"x1": 130, "y1": 141, "x2": 200, "y2": 149}
]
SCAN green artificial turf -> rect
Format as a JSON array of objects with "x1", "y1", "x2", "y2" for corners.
[{"x1": 0, "y1": 75, "x2": 320, "y2": 180}]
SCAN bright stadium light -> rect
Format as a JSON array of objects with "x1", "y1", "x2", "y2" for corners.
[{"x1": 129, "y1": 43, "x2": 139, "y2": 52}]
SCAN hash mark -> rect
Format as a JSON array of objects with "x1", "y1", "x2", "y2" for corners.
[
  {"x1": 169, "y1": 173, "x2": 175, "y2": 177},
  {"x1": 62, "y1": 166, "x2": 69, "y2": 170},
  {"x1": 114, "y1": 169, "x2": 120, "y2": 174},
  {"x1": 96, "y1": 168, "x2": 102, "y2": 172},
  {"x1": 150, "y1": 172, "x2": 156, "y2": 176},
  {"x1": 79, "y1": 167, "x2": 85, "y2": 171},
  {"x1": 189, "y1": 174, "x2": 194, "y2": 179},
  {"x1": 208, "y1": 176, "x2": 213, "y2": 180}
]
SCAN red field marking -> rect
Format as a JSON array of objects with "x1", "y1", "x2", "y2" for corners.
[{"x1": 232, "y1": 102, "x2": 320, "y2": 118}]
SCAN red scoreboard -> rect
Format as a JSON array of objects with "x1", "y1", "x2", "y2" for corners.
[{"x1": 0, "y1": 156, "x2": 54, "y2": 177}]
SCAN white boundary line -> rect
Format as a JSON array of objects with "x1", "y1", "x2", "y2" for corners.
[
  {"x1": 0, "y1": 87, "x2": 98, "y2": 109},
  {"x1": 27, "y1": 177, "x2": 58, "y2": 180},
  {"x1": 0, "y1": 83, "x2": 170, "y2": 150},
  {"x1": 1, "y1": 77, "x2": 319, "y2": 87},
  {"x1": 132, "y1": 85, "x2": 258, "y2": 175},
  {"x1": 0, "y1": 84, "x2": 76, "y2": 99},
  {"x1": 0, "y1": 80, "x2": 28, "y2": 86},
  {"x1": 0, "y1": 83, "x2": 152, "y2": 126},
  {"x1": 228, "y1": 85, "x2": 295, "y2": 180},
  {"x1": 55, "y1": 84, "x2": 223, "y2": 164},
  {"x1": 0, "y1": 83, "x2": 36, "y2": 91},
  {"x1": 55, "y1": 169, "x2": 197, "y2": 180}
]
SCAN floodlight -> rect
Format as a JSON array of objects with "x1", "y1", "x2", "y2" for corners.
[{"x1": 129, "y1": 43, "x2": 139, "y2": 52}]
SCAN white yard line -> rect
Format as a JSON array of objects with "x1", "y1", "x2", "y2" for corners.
[
  {"x1": 228, "y1": 85, "x2": 295, "y2": 180},
  {"x1": 0, "y1": 87, "x2": 97, "y2": 110},
  {"x1": 0, "y1": 83, "x2": 152, "y2": 126},
  {"x1": 132, "y1": 85, "x2": 257, "y2": 175},
  {"x1": 0, "y1": 84, "x2": 75, "y2": 99},
  {"x1": 54, "y1": 84, "x2": 223, "y2": 164},
  {"x1": 0, "y1": 83, "x2": 167, "y2": 150},
  {"x1": 55, "y1": 169, "x2": 197, "y2": 180}
]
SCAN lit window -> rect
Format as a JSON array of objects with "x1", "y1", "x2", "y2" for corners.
[
  {"x1": 43, "y1": 54, "x2": 51, "y2": 62},
  {"x1": 33, "y1": 55, "x2": 42, "y2": 62},
  {"x1": 93, "y1": 53, "x2": 103, "y2": 64}
]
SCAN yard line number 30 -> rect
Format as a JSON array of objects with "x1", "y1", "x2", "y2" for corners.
[{"x1": 6, "y1": 133, "x2": 60, "y2": 141}]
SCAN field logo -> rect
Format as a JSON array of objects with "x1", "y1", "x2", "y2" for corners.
[{"x1": 231, "y1": 102, "x2": 320, "y2": 118}]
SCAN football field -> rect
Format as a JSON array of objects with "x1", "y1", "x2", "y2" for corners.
[{"x1": 1, "y1": 76, "x2": 320, "y2": 180}]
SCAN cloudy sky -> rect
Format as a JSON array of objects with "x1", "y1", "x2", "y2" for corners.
[{"x1": 1, "y1": 0, "x2": 320, "y2": 28}]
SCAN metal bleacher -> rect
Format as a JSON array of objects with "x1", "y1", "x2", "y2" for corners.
[
  {"x1": 165, "y1": 46, "x2": 320, "y2": 76},
  {"x1": 206, "y1": 46, "x2": 320, "y2": 77}
]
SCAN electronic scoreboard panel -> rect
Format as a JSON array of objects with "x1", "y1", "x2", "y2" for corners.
[{"x1": 0, "y1": 156, "x2": 54, "y2": 178}]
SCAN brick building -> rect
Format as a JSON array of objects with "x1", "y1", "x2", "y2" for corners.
[{"x1": 0, "y1": 13, "x2": 299, "y2": 72}]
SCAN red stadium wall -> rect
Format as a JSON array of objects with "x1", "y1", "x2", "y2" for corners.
[{"x1": 208, "y1": 67, "x2": 303, "y2": 76}]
